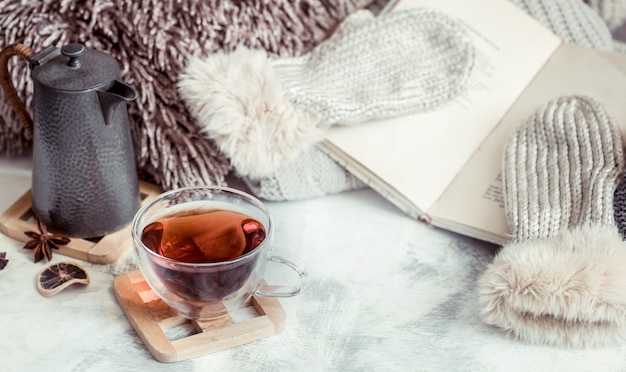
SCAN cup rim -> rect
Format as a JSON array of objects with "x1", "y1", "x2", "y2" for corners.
[{"x1": 131, "y1": 185, "x2": 274, "y2": 268}]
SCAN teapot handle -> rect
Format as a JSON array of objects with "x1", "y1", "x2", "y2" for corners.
[{"x1": 0, "y1": 44, "x2": 35, "y2": 138}]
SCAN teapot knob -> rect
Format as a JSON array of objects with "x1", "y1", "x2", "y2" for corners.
[{"x1": 61, "y1": 43, "x2": 85, "y2": 68}]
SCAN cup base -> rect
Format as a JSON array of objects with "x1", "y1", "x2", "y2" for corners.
[{"x1": 113, "y1": 270, "x2": 286, "y2": 363}]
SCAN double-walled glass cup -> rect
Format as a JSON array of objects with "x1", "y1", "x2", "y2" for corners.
[{"x1": 132, "y1": 186, "x2": 306, "y2": 320}]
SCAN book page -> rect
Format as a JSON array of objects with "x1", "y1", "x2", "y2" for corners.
[
  {"x1": 322, "y1": 0, "x2": 561, "y2": 214},
  {"x1": 429, "y1": 44, "x2": 626, "y2": 245},
  {"x1": 596, "y1": 49, "x2": 626, "y2": 75}
]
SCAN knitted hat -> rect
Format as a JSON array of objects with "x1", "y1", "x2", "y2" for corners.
[
  {"x1": 479, "y1": 95, "x2": 626, "y2": 347},
  {"x1": 178, "y1": 8, "x2": 474, "y2": 179}
]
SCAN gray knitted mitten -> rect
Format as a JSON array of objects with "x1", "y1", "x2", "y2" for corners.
[
  {"x1": 479, "y1": 95, "x2": 626, "y2": 347},
  {"x1": 510, "y1": 0, "x2": 614, "y2": 51},
  {"x1": 178, "y1": 8, "x2": 474, "y2": 179}
]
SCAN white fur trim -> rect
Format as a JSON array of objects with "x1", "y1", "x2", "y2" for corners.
[
  {"x1": 177, "y1": 47, "x2": 323, "y2": 179},
  {"x1": 479, "y1": 225, "x2": 626, "y2": 347}
]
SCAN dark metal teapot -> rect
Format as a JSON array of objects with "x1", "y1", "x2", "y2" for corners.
[{"x1": 0, "y1": 43, "x2": 140, "y2": 238}]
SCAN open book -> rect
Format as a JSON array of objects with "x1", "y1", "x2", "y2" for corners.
[{"x1": 319, "y1": 0, "x2": 626, "y2": 245}]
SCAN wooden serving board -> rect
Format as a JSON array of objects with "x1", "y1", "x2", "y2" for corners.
[
  {"x1": 113, "y1": 270, "x2": 286, "y2": 363},
  {"x1": 0, "y1": 181, "x2": 162, "y2": 264}
]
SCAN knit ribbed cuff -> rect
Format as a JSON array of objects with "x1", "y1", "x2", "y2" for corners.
[
  {"x1": 242, "y1": 146, "x2": 366, "y2": 201},
  {"x1": 479, "y1": 224, "x2": 626, "y2": 347}
]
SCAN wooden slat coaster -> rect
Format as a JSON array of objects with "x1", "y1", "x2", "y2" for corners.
[
  {"x1": 113, "y1": 270, "x2": 286, "y2": 363},
  {"x1": 0, "y1": 181, "x2": 162, "y2": 264}
]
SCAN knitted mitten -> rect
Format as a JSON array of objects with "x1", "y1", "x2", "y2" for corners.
[
  {"x1": 479, "y1": 95, "x2": 626, "y2": 347},
  {"x1": 178, "y1": 8, "x2": 474, "y2": 179},
  {"x1": 510, "y1": 0, "x2": 614, "y2": 51}
]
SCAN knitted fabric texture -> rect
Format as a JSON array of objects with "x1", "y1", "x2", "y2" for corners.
[
  {"x1": 271, "y1": 9, "x2": 474, "y2": 126},
  {"x1": 178, "y1": 8, "x2": 474, "y2": 179},
  {"x1": 504, "y1": 96, "x2": 622, "y2": 241},
  {"x1": 479, "y1": 95, "x2": 626, "y2": 347},
  {"x1": 584, "y1": 0, "x2": 626, "y2": 30},
  {"x1": 242, "y1": 146, "x2": 365, "y2": 201},
  {"x1": 509, "y1": 0, "x2": 614, "y2": 51},
  {"x1": 0, "y1": 0, "x2": 371, "y2": 191}
]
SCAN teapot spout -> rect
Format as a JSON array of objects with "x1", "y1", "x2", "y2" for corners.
[{"x1": 97, "y1": 80, "x2": 137, "y2": 125}]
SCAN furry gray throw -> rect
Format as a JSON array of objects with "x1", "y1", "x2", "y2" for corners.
[{"x1": 0, "y1": 0, "x2": 372, "y2": 189}]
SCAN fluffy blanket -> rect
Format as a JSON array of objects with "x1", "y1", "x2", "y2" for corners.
[{"x1": 0, "y1": 0, "x2": 372, "y2": 190}]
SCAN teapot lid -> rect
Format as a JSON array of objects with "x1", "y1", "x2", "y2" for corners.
[{"x1": 30, "y1": 43, "x2": 122, "y2": 92}]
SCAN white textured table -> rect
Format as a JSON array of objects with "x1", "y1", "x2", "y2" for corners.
[{"x1": 1, "y1": 155, "x2": 626, "y2": 372}]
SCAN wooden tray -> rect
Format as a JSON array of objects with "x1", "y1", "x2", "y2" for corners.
[
  {"x1": 0, "y1": 181, "x2": 162, "y2": 264},
  {"x1": 113, "y1": 270, "x2": 286, "y2": 363}
]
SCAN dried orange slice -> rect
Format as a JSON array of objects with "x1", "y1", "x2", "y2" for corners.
[{"x1": 36, "y1": 262, "x2": 90, "y2": 297}]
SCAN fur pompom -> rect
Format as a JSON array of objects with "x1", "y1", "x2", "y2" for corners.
[
  {"x1": 178, "y1": 47, "x2": 323, "y2": 179},
  {"x1": 479, "y1": 224, "x2": 626, "y2": 347}
]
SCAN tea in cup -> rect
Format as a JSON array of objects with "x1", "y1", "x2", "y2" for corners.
[{"x1": 132, "y1": 186, "x2": 306, "y2": 320}]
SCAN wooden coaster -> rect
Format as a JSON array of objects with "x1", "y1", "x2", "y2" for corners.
[
  {"x1": 113, "y1": 270, "x2": 286, "y2": 363},
  {"x1": 0, "y1": 181, "x2": 162, "y2": 264}
]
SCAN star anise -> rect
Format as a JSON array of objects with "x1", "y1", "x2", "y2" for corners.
[{"x1": 23, "y1": 217, "x2": 71, "y2": 263}]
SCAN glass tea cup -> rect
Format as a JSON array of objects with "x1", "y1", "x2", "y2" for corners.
[{"x1": 131, "y1": 186, "x2": 307, "y2": 320}]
